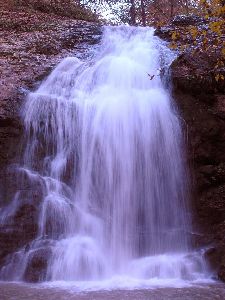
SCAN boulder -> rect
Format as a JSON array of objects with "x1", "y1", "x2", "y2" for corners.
[{"x1": 23, "y1": 247, "x2": 52, "y2": 282}]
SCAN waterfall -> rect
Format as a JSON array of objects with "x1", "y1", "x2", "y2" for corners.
[{"x1": 0, "y1": 26, "x2": 210, "y2": 287}]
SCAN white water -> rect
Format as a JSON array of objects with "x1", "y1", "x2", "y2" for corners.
[{"x1": 0, "y1": 26, "x2": 211, "y2": 288}]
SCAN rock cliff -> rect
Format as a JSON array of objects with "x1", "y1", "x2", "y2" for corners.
[
  {"x1": 1, "y1": 4, "x2": 225, "y2": 282},
  {"x1": 156, "y1": 17, "x2": 225, "y2": 281},
  {"x1": 0, "y1": 2, "x2": 101, "y2": 269}
]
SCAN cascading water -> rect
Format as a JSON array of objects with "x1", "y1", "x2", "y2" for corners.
[{"x1": 0, "y1": 26, "x2": 210, "y2": 287}]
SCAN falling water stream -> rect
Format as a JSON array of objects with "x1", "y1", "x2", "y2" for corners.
[{"x1": 0, "y1": 26, "x2": 212, "y2": 291}]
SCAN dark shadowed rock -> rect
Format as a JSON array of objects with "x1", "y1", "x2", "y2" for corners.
[
  {"x1": 171, "y1": 52, "x2": 225, "y2": 95},
  {"x1": 155, "y1": 7, "x2": 225, "y2": 280},
  {"x1": 0, "y1": 203, "x2": 39, "y2": 266},
  {"x1": 154, "y1": 26, "x2": 172, "y2": 41},
  {"x1": 24, "y1": 247, "x2": 52, "y2": 282},
  {"x1": 169, "y1": 36, "x2": 225, "y2": 280},
  {"x1": 218, "y1": 257, "x2": 225, "y2": 282}
]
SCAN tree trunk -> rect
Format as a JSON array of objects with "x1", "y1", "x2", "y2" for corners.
[
  {"x1": 141, "y1": 0, "x2": 146, "y2": 27},
  {"x1": 170, "y1": 0, "x2": 175, "y2": 20},
  {"x1": 184, "y1": 0, "x2": 189, "y2": 14},
  {"x1": 130, "y1": 0, "x2": 136, "y2": 25}
]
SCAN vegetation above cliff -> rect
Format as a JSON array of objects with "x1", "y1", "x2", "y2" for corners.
[
  {"x1": 150, "y1": 0, "x2": 224, "y2": 87},
  {"x1": 169, "y1": 1, "x2": 224, "y2": 81},
  {"x1": 3, "y1": 0, "x2": 99, "y2": 22}
]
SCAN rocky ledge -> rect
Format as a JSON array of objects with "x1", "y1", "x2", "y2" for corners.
[
  {"x1": 0, "y1": 2, "x2": 102, "y2": 191},
  {"x1": 156, "y1": 15, "x2": 225, "y2": 281}
]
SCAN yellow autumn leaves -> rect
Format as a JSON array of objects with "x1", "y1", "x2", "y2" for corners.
[{"x1": 169, "y1": 0, "x2": 225, "y2": 82}]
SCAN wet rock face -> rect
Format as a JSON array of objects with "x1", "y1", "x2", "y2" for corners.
[
  {"x1": 154, "y1": 12, "x2": 225, "y2": 280},
  {"x1": 154, "y1": 8, "x2": 225, "y2": 282},
  {"x1": 170, "y1": 52, "x2": 225, "y2": 96},
  {"x1": 0, "y1": 203, "x2": 39, "y2": 266},
  {"x1": 24, "y1": 247, "x2": 52, "y2": 282},
  {"x1": 0, "y1": 159, "x2": 45, "y2": 258},
  {"x1": 0, "y1": 3, "x2": 102, "y2": 274},
  {"x1": 169, "y1": 48, "x2": 225, "y2": 281}
]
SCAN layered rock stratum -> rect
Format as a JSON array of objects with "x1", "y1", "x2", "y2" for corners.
[{"x1": 0, "y1": 1, "x2": 101, "y2": 268}]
